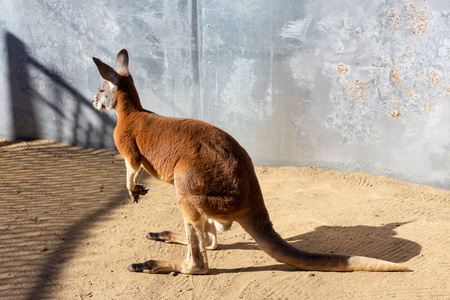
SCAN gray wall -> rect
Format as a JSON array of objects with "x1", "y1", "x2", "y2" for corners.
[{"x1": 1, "y1": 0, "x2": 449, "y2": 190}]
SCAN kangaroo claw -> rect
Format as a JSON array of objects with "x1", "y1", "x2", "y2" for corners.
[{"x1": 129, "y1": 184, "x2": 149, "y2": 203}]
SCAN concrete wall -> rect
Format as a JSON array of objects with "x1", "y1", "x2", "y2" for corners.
[
  {"x1": 0, "y1": 0, "x2": 199, "y2": 148},
  {"x1": 1, "y1": 0, "x2": 449, "y2": 190}
]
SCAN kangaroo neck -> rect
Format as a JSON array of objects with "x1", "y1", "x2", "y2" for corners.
[{"x1": 114, "y1": 89, "x2": 144, "y2": 115}]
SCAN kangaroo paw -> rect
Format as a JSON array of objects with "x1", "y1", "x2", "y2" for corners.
[
  {"x1": 135, "y1": 184, "x2": 149, "y2": 195},
  {"x1": 129, "y1": 184, "x2": 149, "y2": 203},
  {"x1": 128, "y1": 191, "x2": 140, "y2": 203}
]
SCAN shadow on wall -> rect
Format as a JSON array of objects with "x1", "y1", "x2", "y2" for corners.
[{"x1": 5, "y1": 32, "x2": 115, "y2": 147}]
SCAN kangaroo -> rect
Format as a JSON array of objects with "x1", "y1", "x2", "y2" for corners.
[{"x1": 92, "y1": 49, "x2": 408, "y2": 274}]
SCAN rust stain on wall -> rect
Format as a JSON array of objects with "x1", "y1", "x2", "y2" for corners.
[
  {"x1": 407, "y1": 87, "x2": 413, "y2": 98},
  {"x1": 445, "y1": 87, "x2": 450, "y2": 96},
  {"x1": 408, "y1": 3, "x2": 433, "y2": 37},
  {"x1": 336, "y1": 64, "x2": 368, "y2": 104},
  {"x1": 337, "y1": 64, "x2": 349, "y2": 75},
  {"x1": 389, "y1": 102, "x2": 402, "y2": 119},
  {"x1": 429, "y1": 70, "x2": 442, "y2": 85},
  {"x1": 388, "y1": 1, "x2": 434, "y2": 38},
  {"x1": 389, "y1": 12, "x2": 402, "y2": 28},
  {"x1": 391, "y1": 66, "x2": 400, "y2": 85}
]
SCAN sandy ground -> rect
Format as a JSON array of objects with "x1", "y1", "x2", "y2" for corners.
[{"x1": 0, "y1": 139, "x2": 449, "y2": 300}]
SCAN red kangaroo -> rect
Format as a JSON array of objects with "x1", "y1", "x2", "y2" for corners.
[{"x1": 92, "y1": 49, "x2": 408, "y2": 274}]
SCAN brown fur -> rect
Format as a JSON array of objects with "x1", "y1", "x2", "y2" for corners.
[{"x1": 92, "y1": 49, "x2": 408, "y2": 274}]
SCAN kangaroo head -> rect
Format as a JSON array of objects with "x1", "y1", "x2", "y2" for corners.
[{"x1": 92, "y1": 49, "x2": 130, "y2": 110}]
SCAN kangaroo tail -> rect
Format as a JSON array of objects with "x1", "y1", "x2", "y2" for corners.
[{"x1": 238, "y1": 214, "x2": 408, "y2": 272}]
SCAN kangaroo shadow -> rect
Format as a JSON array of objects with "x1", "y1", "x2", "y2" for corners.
[
  {"x1": 287, "y1": 222, "x2": 420, "y2": 263},
  {"x1": 212, "y1": 222, "x2": 420, "y2": 274}
]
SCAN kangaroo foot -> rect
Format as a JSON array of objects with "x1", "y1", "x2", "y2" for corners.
[
  {"x1": 128, "y1": 260, "x2": 208, "y2": 274},
  {"x1": 128, "y1": 260, "x2": 171, "y2": 274},
  {"x1": 128, "y1": 262, "x2": 156, "y2": 273},
  {"x1": 146, "y1": 231, "x2": 187, "y2": 245}
]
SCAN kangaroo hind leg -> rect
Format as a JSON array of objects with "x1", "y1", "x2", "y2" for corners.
[{"x1": 128, "y1": 195, "x2": 209, "y2": 274}]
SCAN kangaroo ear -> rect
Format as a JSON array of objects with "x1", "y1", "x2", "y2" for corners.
[
  {"x1": 116, "y1": 49, "x2": 129, "y2": 75},
  {"x1": 93, "y1": 57, "x2": 120, "y2": 85}
]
